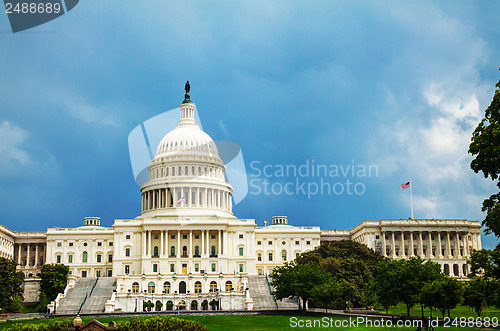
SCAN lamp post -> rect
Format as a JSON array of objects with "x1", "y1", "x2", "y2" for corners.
[{"x1": 72, "y1": 315, "x2": 82, "y2": 331}]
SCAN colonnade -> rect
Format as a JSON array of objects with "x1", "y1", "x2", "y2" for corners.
[
  {"x1": 141, "y1": 187, "x2": 232, "y2": 212},
  {"x1": 15, "y1": 243, "x2": 45, "y2": 267}
]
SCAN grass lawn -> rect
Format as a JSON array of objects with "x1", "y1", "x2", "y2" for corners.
[
  {"x1": 381, "y1": 303, "x2": 500, "y2": 319},
  {"x1": 0, "y1": 314, "x2": 498, "y2": 330}
]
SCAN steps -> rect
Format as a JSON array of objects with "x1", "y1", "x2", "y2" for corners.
[
  {"x1": 56, "y1": 277, "x2": 116, "y2": 315},
  {"x1": 247, "y1": 276, "x2": 278, "y2": 310}
]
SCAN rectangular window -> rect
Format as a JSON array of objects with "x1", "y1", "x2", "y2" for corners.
[
  {"x1": 56, "y1": 255, "x2": 61, "y2": 263},
  {"x1": 195, "y1": 234, "x2": 199, "y2": 239},
  {"x1": 154, "y1": 235, "x2": 159, "y2": 239},
  {"x1": 239, "y1": 247, "x2": 244, "y2": 256},
  {"x1": 268, "y1": 241, "x2": 272, "y2": 245},
  {"x1": 306, "y1": 241, "x2": 311, "y2": 245},
  {"x1": 211, "y1": 263, "x2": 216, "y2": 272},
  {"x1": 96, "y1": 270, "x2": 101, "y2": 277},
  {"x1": 82, "y1": 271, "x2": 87, "y2": 277},
  {"x1": 269, "y1": 253, "x2": 273, "y2": 261},
  {"x1": 211, "y1": 234, "x2": 216, "y2": 239},
  {"x1": 195, "y1": 263, "x2": 199, "y2": 272},
  {"x1": 108, "y1": 254, "x2": 113, "y2": 262},
  {"x1": 126, "y1": 235, "x2": 131, "y2": 239},
  {"x1": 171, "y1": 235, "x2": 175, "y2": 239},
  {"x1": 68, "y1": 255, "x2": 73, "y2": 263},
  {"x1": 239, "y1": 234, "x2": 244, "y2": 239},
  {"x1": 125, "y1": 248, "x2": 130, "y2": 257},
  {"x1": 153, "y1": 264, "x2": 158, "y2": 272},
  {"x1": 296, "y1": 253, "x2": 300, "y2": 258},
  {"x1": 257, "y1": 253, "x2": 262, "y2": 261},
  {"x1": 69, "y1": 242, "x2": 74, "y2": 247},
  {"x1": 183, "y1": 234, "x2": 187, "y2": 239},
  {"x1": 109, "y1": 242, "x2": 113, "y2": 246},
  {"x1": 257, "y1": 241, "x2": 261, "y2": 245},
  {"x1": 57, "y1": 242, "x2": 62, "y2": 247},
  {"x1": 97, "y1": 242, "x2": 102, "y2": 246},
  {"x1": 375, "y1": 235, "x2": 380, "y2": 240},
  {"x1": 125, "y1": 265, "x2": 130, "y2": 274},
  {"x1": 170, "y1": 264, "x2": 175, "y2": 272},
  {"x1": 239, "y1": 264, "x2": 244, "y2": 272},
  {"x1": 295, "y1": 240, "x2": 299, "y2": 245},
  {"x1": 107, "y1": 269, "x2": 112, "y2": 277},
  {"x1": 97, "y1": 254, "x2": 102, "y2": 263}
]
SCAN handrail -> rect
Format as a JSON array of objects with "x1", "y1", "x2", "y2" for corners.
[
  {"x1": 77, "y1": 293, "x2": 88, "y2": 315},
  {"x1": 265, "y1": 274, "x2": 279, "y2": 309},
  {"x1": 89, "y1": 277, "x2": 99, "y2": 297},
  {"x1": 77, "y1": 278, "x2": 99, "y2": 314}
]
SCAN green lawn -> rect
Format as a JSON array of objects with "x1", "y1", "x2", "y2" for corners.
[
  {"x1": 380, "y1": 303, "x2": 500, "y2": 319},
  {"x1": 0, "y1": 314, "x2": 498, "y2": 330}
]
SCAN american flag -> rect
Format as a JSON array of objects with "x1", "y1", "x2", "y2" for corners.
[
  {"x1": 177, "y1": 196, "x2": 186, "y2": 204},
  {"x1": 401, "y1": 181, "x2": 410, "y2": 189}
]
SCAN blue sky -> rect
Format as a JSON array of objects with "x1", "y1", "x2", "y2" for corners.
[{"x1": 0, "y1": 1, "x2": 499, "y2": 249}]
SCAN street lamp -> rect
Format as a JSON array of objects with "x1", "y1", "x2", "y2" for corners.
[{"x1": 72, "y1": 315, "x2": 82, "y2": 330}]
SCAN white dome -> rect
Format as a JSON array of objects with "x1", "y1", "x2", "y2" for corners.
[{"x1": 155, "y1": 124, "x2": 219, "y2": 158}]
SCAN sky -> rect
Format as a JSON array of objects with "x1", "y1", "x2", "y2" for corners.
[{"x1": 0, "y1": 1, "x2": 499, "y2": 249}]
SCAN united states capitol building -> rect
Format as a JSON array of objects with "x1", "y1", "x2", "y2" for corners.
[{"x1": 0, "y1": 87, "x2": 482, "y2": 312}]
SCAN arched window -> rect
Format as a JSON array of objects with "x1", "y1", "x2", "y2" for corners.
[
  {"x1": 163, "y1": 281, "x2": 171, "y2": 294},
  {"x1": 170, "y1": 246, "x2": 175, "y2": 257},
  {"x1": 185, "y1": 166, "x2": 188, "y2": 175},
  {"x1": 192, "y1": 166, "x2": 195, "y2": 175},
  {"x1": 82, "y1": 251, "x2": 88, "y2": 263},
  {"x1": 178, "y1": 166, "x2": 181, "y2": 175},
  {"x1": 132, "y1": 282, "x2": 139, "y2": 293},
  {"x1": 153, "y1": 246, "x2": 159, "y2": 257},
  {"x1": 194, "y1": 281, "x2": 202, "y2": 294},
  {"x1": 210, "y1": 281, "x2": 218, "y2": 292},
  {"x1": 282, "y1": 250, "x2": 287, "y2": 261},
  {"x1": 194, "y1": 246, "x2": 200, "y2": 257},
  {"x1": 225, "y1": 281, "x2": 233, "y2": 292},
  {"x1": 179, "y1": 281, "x2": 187, "y2": 294},
  {"x1": 148, "y1": 282, "x2": 155, "y2": 294},
  {"x1": 172, "y1": 167, "x2": 175, "y2": 176},
  {"x1": 182, "y1": 246, "x2": 187, "y2": 257},
  {"x1": 211, "y1": 246, "x2": 216, "y2": 256}
]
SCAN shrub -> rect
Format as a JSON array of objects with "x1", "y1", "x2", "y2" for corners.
[
  {"x1": 117, "y1": 316, "x2": 208, "y2": 331},
  {"x1": 6, "y1": 319, "x2": 72, "y2": 331}
]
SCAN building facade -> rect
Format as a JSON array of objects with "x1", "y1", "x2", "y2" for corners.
[{"x1": 0, "y1": 88, "x2": 482, "y2": 311}]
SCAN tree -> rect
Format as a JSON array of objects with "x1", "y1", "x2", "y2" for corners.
[
  {"x1": 463, "y1": 277, "x2": 499, "y2": 317},
  {"x1": 0, "y1": 257, "x2": 25, "y2": 312},
  {"x1": 371, "y1": 259, "x2": 401, "y2": 313},
  {"x1": 270, "y1": 262, "x2": 333, "y2": 312},
  {"x1": 310, "y1": 278, "x2": 341, "y2": 311},
  {"x1": 420, "y1": 277, "x2": 463, "y2": 318},
  {"x1": 39, "y1": 264, "x2": 69, "y2": 302},
  {"x1": 469, "y1": 67, "x2": 500, "y2": 239},
  {"x1": 468, "y1": 248, "x2": 500, "y2": 279}
]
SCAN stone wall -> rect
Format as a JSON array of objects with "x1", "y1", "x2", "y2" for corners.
[{"x1": 22, "y1": 278, "x2": 41, "y2": 303}]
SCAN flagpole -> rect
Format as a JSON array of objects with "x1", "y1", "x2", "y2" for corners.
[{"x1": 409, "y1": 179, "x2": 414, "y2": 219}]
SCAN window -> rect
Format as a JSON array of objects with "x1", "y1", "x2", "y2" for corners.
[
  {"x1": 239, "y1": 234, "x2": 243, "y2": 239},
  {"x1": 195, "y1": 263, "x2": 199, "y2": 272},
  {"x1": 194, "y1": 246, "x2": 200, "y2": 256},
  {"x1": 171, "y1": 235, "x2": 175, "y2": 239},
  {"x1": 125, "y1": 265, "x2": 130, "y2": 274},
  {"x1": 132, "y1": 282, "x2": 140, "y2": 293},
  {"x1": 296, "y1": 253, "x2": 300, "y2": 258},
  {"x1": 126, "y1": 235, "x2": 130, "y2": 240},
  {"x1": 211, "y1": 263, "x2": 216, "y2": 272},
  {"x1": 195, "y1": 281, "x2": 202, "y2": 293},
  {"x1": 257, "y1": 241, "x2": 261, "y2": 245},
  {"x1": 153, "y1": 246, "x2": 159, "y2": 257},
  {"x1": 268, "y1": 253, "x2": 273, "y2": 261},
  {"x1": 183, "y1": 234, "x2": 187, "y2": 239},
  {"x1": 375, "y1": 235, "x2": 380, "y2": 240},
  {"x1": 82, "y1": 271, "x2": 87, "y2": 278},
  {"x1": 68, "y1": 255, "x2": 73, "y2": 263},
  {"x1": 306, "y1": 241, "x2": 311, "y2": 245},
  {"x1": 170, "y1": 246, "x2": 175, "y2": 256},
  {"x1": 57, "y1": 242, "x2": 62, "y2": 247},
  {"x1": 154, "y1": 235, "x2": 159, "y2": 239},
  {"x1": 108, "y1": 254, "x2": 113, "y2": 263},
  {"x1": 96, "y1": 270, "x2": 101, "y2": 277},
  {"x1": 239, "y1": 247, "x2": 244, "y2": 256},
  {"x1": 69, "y1": 242, "x2": 74, "y2": 247},
  {"x1": 125, "y1": 248, "x2": 130, "y2": 257},
  {"x1": 295, "y1": 240, "x2": 299, "y2": 245},
  {"x1": 225, "y1": 281, "x2": 233, "y2": 292},
  {"x1": 211, "y1": 234, "x2": 216, "y2": 239},
  {"x1": 148, "y1": 282, "x2": 155, "y2": 294},
  {"x1": 182, "y1": 246, "x2": 187, "y2": 257},
  {"x1": 97, "y1": 254, "x2": 102, "y2": 263},
  {"x1": 239, "y1": 264, "x2": 244, "y2": 272},
  {"x1": 164, "y1": 281, "x2": 171, "y2": 294},
  {"x1": 268, "y1": 241, "x2": 272, "y2": 245},
  {"x1": 257, "y1": 253, "x2": 262, "y2": 261},
  {"x1": 109, "y1": 242, "x2": 113, "y2": 246},
  {"x1": 195, "y1": 234, "x2": 199, "y2": 239},
  {"x1": 153, "y1": 264, "x2": 158, "y2": 273},
  {"x1": 282, "y1": 250, "x2": 287, "y2": 261},
  {"x1": 107, "y1": 270, "x2": 112, "y2": 277},
  {"x1": 56, "y1": 255, "x2": 61, "y2": 263},
  {"x1": 170, "y1": 264, "x2": 175, "y2": 272},
  {"x1": 82, "y1": 252, "x2": 88, "y2": 263},
  {"x1": 282, "y1": 241, "x2": 286, "y2": 245},
  {"x1": 97, "y1": 242, "x2": 102, "y2": 246},
  {"x1": 211, "y1": 246, "x2": 216, "y2": 256},
  {"x1": 210, "y1": 281, "x2": 217, "y2": 292}
]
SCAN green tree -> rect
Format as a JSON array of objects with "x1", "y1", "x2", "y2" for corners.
[
  {"x1": 469, "y1": 68, "x2": 500, "y2": 239},
  {"x1": 39, "y1": 264, "x2": 69, "y2": 302},
  {"x1": 463, "y1": 276, "x2": 498, "y2": 317},
  {"x1": 0, "y1": 257, "x2": 25, "y2": 312},
  {"x1": 468, "y1": 248, "x2": 500, "y2": 279},
  {"x1": 270, "y1": 262, "x2": 333, "y2": 312},
  {"x1": 420, "y1": 277, "x2": 463, "y2": 318},
  {"x1": 310, "y1": 278, "x2": 341, "y2": 311},
  {"x1": 371, "y1": 259, "x2": 401, "y2": 313}
]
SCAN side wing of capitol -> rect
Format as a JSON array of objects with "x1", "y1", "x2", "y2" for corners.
[{"x1": 0, "y1": 88, "x2": 482, "y2": 312}]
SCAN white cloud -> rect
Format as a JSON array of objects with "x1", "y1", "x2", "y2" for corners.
[
  {"x1": 217, "y1": 119, "x2": 230, "y2": 137},
  {"x1": 0, "y1": 121, "x2": 30, "y2": 167}
]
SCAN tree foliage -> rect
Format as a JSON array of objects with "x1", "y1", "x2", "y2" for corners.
[
  {"x1": 0, "y1": 257, "x2": 25, "y2": 312},
  {"x1": 420, "y1": 277, "x2": 463, "y2": 317},
  {"x1": 39, "y1": 264, "x2": 69, "y2": 302},
  {"x1": 463, "y1": 277, "x2": 499, "y2": 317},
  {"x1": 469, "y1": 68, "x2": 500, "y2": 239},
  {"x1": 468, "y1": 248, "x2": 500, "y2": 279}
]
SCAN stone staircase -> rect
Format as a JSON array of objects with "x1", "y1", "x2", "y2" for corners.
[
  {"x1": 56, "y1": 277, "x2": 116, "y2": 315},
  {"x1": 248, "y1": 276, "x2": 277, "y2": 309}
]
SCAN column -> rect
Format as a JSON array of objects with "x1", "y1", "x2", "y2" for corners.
[
  {"x1": 35, "y1": 244, "x2": 39, "y2": 266},
  {"x1": 401, "y1": 231, "x2": 405, "y2": 257},
  {"x1": 391, "y1": 232, "x2": 395, "y2": 257},
  {"x1": 381, "y1": 232, "x2": 386, "y2": 257},
  {"x1": 202, "y1": 230, "x2": 205, "y2": 256},
  {"x1": 148, "y1": 230, "x2": 152, "y2": 257},
  {"x1": 177, "y1": 230, "x2": 181, "y2": 258},
  {"x1": 189, "y1": 230, "x2": 193, "y2": 258},
  {"x1": 223, "y1": 230, "x2": 228, "y2": 257},
  {"x1": 456, "y1": 232, "x2": 461, "y2": 257},
  {"x1": 141, "y1": 193, "x2": 144, "y2": 211},
  {"x1": 165, "y1": 230, "x2": 169, "y2": 256},
  {"x1": 26, "y1": 244, "x2": 30, "y2": 266},
  {"x1": 438, "y1": 232, "x2": 442, "y2": 257},
  {"x1": 447, "y1": 231, "x2": 451, "y2": 258},
  {"x1": 419, "y1": 232, "x2": 424, "y2": 257},
  {"x1": 17, "y1": 244, "x2": 21, "y2": 264},
  {"x1": 211, "y1": 189, "x2": 215, "y2": 208},
  {"x1": 142, "y1": 231, "x2": 146, "y2": 257},
  {"x1": 206, "y1": 231, "x2": 210, "y2": 256},
  {"x1": 172, "y1": 188, "x2": 176, "y2": 207},
  {"x1": 464, "y1": 233, "x2": 468, "y2": 257},
  {"x1": 409, "y1": 232, "x2": 414, "y2": 256},
  {"x1": 218, "y1": 230, "x2": 221, "y2": 256},
  {"x1": 189, "y1": 187, "x2": 192, "y2": 206},
  {"x1": 427, "y1": 232, "x2": 432, "y2": 258},
  {"x1": 160, "y1": 230, "x2": 164, "y2": 257}
]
